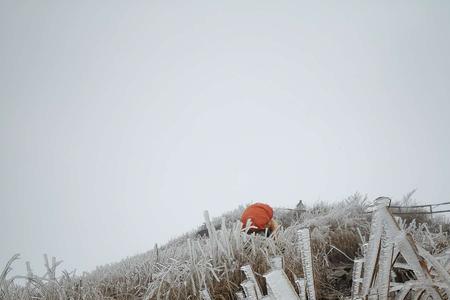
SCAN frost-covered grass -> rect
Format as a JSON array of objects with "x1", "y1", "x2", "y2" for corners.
[{"x1": 2, "y1": 193, "x2": 449, "y2": 299}]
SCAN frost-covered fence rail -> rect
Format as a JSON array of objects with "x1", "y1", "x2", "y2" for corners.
[{"x1": 388, "y1": 201, "x2": 450, "y2": 216}]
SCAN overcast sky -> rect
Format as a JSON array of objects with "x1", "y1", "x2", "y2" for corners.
[{"x1": 1, "y1": 1, "x2": 450, "y2": 277}]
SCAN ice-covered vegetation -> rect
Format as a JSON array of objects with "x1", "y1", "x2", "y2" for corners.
[{"x1": 2, "y1": 193, "x2": 449, "y2": 299}]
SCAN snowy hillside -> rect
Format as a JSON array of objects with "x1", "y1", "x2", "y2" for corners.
[{"x1": 2, "y1": 193, "x2": 449, "y2": 299}]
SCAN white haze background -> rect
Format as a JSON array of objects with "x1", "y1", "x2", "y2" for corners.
[{"x1": 1, "y1": 1, "x2": 450, "y2": 278}]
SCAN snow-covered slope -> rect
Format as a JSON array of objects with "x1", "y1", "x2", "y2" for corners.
[{"x1": 2, "y1": 193, "x2": 449, "y2": 299}]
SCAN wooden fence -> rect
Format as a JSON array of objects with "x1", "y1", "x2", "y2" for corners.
[
  {"x1": 280, "y1": 201, "x2": 450, "y2": 217},
  {"x1": 388, "y1": 201, "x2": 450, "y2": 216}
]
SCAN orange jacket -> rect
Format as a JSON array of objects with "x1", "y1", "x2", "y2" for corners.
[{"x1": 241, "y1": 203, "x2": 273, "y2": 230}]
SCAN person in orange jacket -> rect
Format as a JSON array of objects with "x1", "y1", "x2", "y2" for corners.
[{"x1": 241, "y1": 203, "x2": 279, "y2": 236}]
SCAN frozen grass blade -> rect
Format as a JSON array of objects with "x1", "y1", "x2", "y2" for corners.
[{"x1": 298, "y1": 227, "x2": 317, "y2": 300}]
